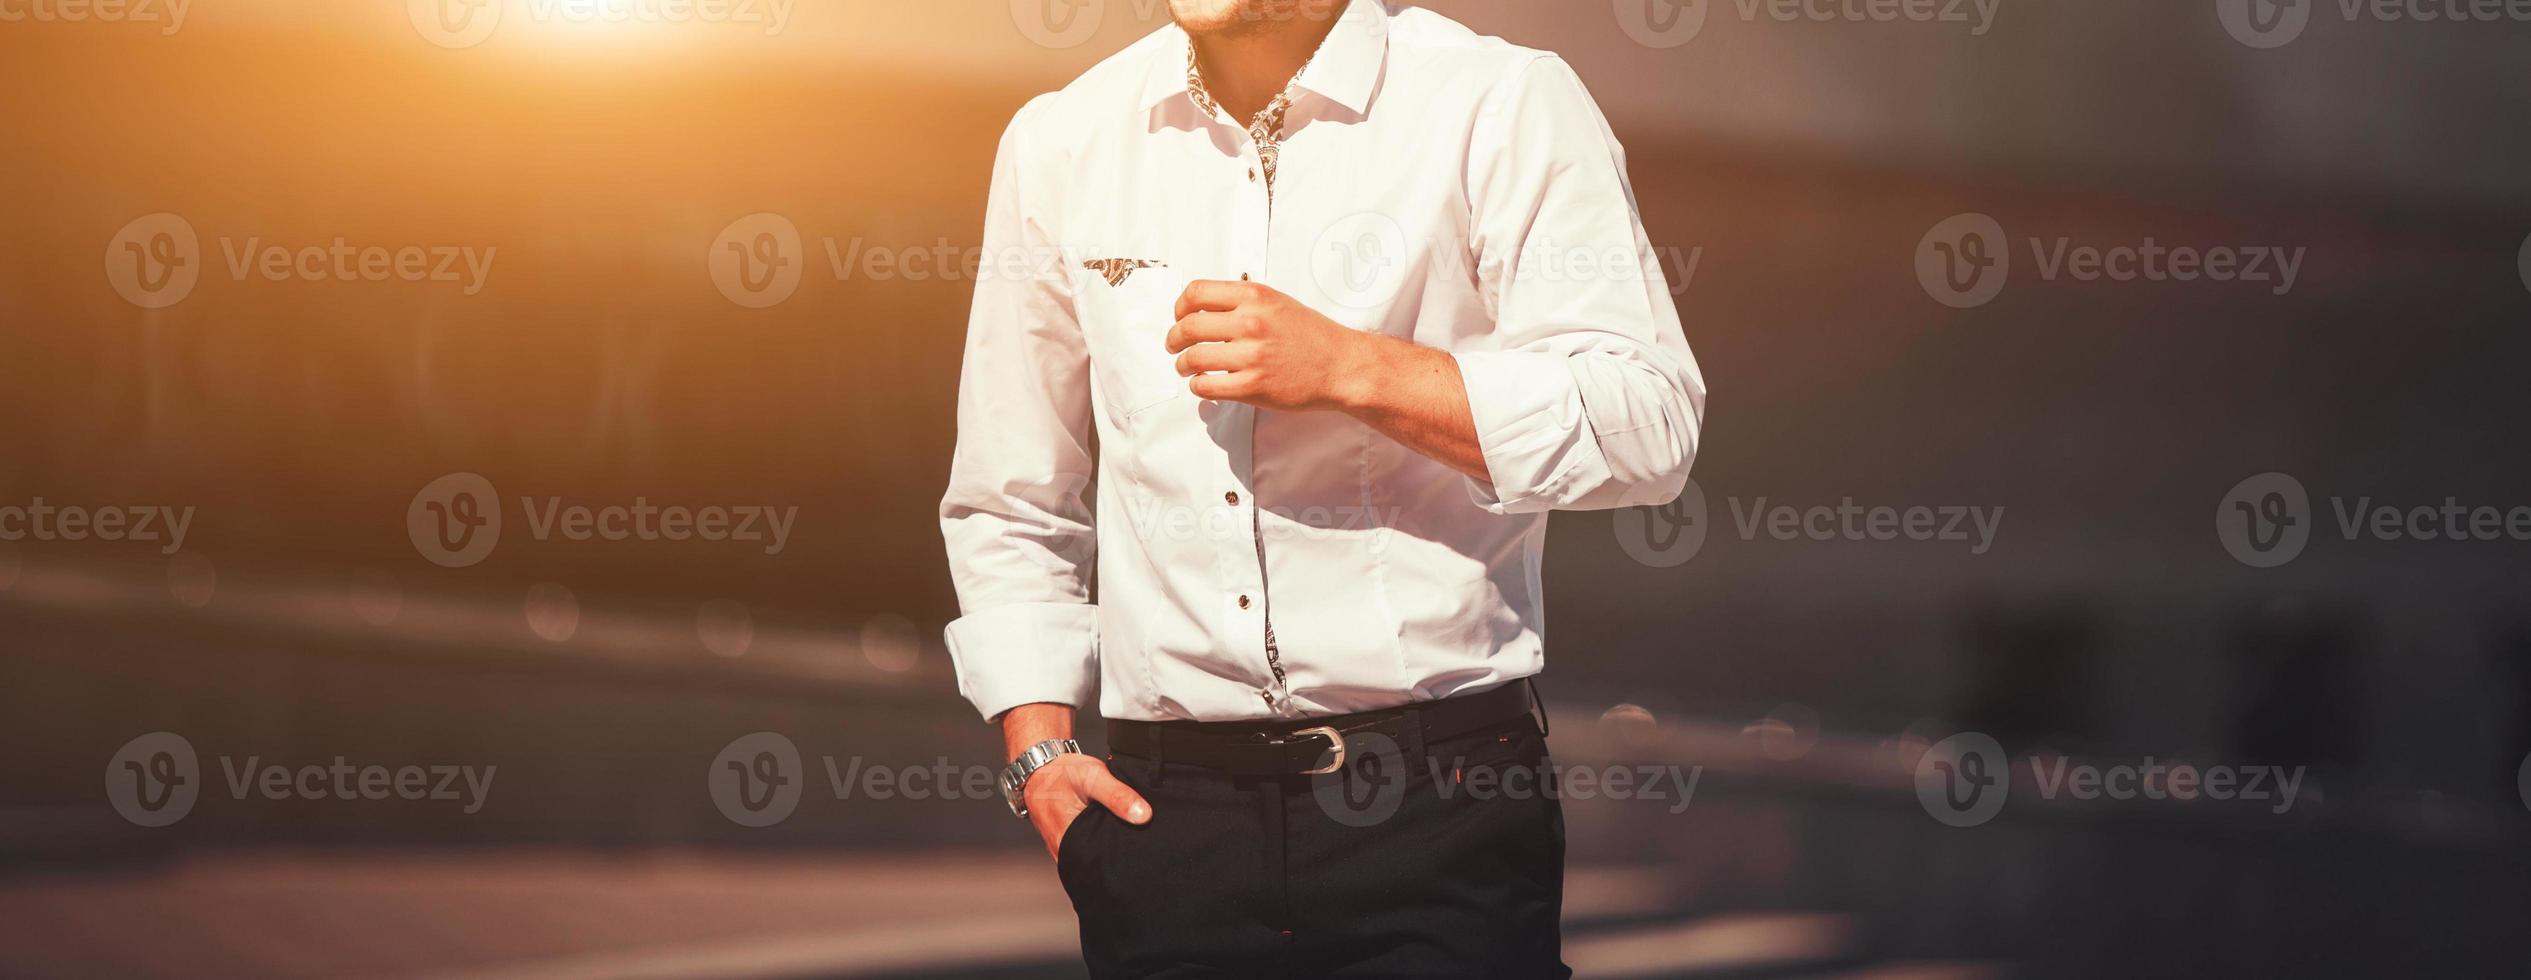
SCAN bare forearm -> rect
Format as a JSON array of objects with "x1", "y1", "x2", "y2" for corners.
[
  {"x1": 1002, "y1": 702, "x2": 1076, "y2": 761},
  {"x1": 1161, "y1": 279, "x2": 1489, "y2": 482},
  {"x1": 1335, "y1": 335, "x2": 1489, "y2": 482}
]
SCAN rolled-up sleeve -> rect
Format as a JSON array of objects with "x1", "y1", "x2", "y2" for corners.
[
  {"x1": 1453, "y1": 56, "x2": 1706, "y2": 514},
  {"x1": 938, "y1": 94, "x2": 1101, "y2": 723}
]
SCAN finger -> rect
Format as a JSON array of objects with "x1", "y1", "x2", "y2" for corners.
[
  {"x1": 1081, "y1": 768, "x2": 1152, "y2": 824},
  {"x1": 1174, "y1": 340, "x2": 1253, "y2": 376},
  {"x1": 1164, "y1": 311, "x2": 1249, "y2": 354},
  {"x1": 1173, "y1": 278, "x2": 1257, "y2": 319},
  {"x1": 1189, "y1": 371, "x2": 1256, "y2": 403}
]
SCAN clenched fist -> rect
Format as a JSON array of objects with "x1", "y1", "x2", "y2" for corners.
[{"x1": 1165, "y1": 279, "x2": 1381, "y2": 412}]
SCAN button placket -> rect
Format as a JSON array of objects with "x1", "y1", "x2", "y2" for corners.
[{"x1": 1223, "y1": 120, "x2": 1284, "y2": 703}]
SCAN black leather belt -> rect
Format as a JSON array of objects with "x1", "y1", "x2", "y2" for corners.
[{"x1": 1105, "y1": 680, "x2": 1540, "y2": 776}]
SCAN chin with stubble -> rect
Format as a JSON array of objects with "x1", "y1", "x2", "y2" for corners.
[{"x1": 1167, "y1": 0, "x2": 1342, "y2": 38}]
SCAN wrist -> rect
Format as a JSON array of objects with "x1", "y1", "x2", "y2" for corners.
[
  {"x1": 1000, "y1": 737, "x2": 1084, "y2": 818},
  {"x1": 1000, "y1": 702, "x2": 1075, "y2": 763},
  {"x1": 1327, "y1": 330, "x2": 1401, "y2": 414}
]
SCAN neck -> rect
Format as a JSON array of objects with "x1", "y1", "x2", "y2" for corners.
[{"x1": 1188, "y1": 4, "x2": 1344, "y2": 124}]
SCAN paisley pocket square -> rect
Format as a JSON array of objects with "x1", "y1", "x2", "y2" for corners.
[{"x1": 1083, "y1": 258, "x2": 1165, "y2": 287}]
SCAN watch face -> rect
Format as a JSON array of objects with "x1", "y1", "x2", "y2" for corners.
[{"x1": 1002, "y1": 768, "x2": 1028, "y2": 816}]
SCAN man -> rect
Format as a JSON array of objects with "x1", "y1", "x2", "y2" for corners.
[{"x1": 940, "y1": 0, "x2": 1704, "y2": 975}]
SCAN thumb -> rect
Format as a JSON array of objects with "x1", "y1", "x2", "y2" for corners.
[{"x1": 1083, "y1": 767, "x2": 1152, "y2": 825}]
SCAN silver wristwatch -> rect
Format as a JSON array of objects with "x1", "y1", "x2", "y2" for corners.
[{"x1": 1000, "y1": 738, "x2": 1082, "y2": 818}]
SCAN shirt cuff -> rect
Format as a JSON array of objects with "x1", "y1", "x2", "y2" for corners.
[
  {"x1": 943, "y1": 602, "x2": 1100, "y2": 723},
  {"x1": 1453, "y1": 349, "x2": 1587, "y2": 513}
]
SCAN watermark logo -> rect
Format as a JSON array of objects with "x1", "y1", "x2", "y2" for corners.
[
  {"x1": 1614, "y1": 0, "x2": 1709, "y2": 47},
  {"x1": 1917, "y1": 213, "x2": 2304, "y2": 307},
  {"x1": 2216, "y1": 472, "x2": 2309, "y2": 568},
  {"x1": 0, "y1": 0, "x2": 190, "y2": 34},
  {"x1": 1619, "y1": 486, "x2": 2003, "y2": 566},
  {"x1": 1119, "y1": 498, "x2": 1400, "y2": 551},
  {"x1": 108, "y1": 732, "x2": 495, "y2": 826},
  {"x1": 406, "y1": 472, "x2": 798, "y2": 565},
  {"x1": 2218, "y1": 471, "x2": 2531, "y2": 567},
  {"x1": 1310, "y1": 211, "x2": 1410, "y2": 313},
  {"x1": 107, "y1": 213, "x2": 497, "y2": 309},
  {"x1": 1614, "y1": 479, "x2": 1709, "y2": 568},
  {"x1": 2517, "y1": 231, "x2": 2530, "y2": 294},
  {"x1": 1011, "y1": 0, "x2": 1102, "y2": 48},
  {"x1": 2029, "y1": 755, "x2": 2306, "y2": 813},
  {"x1": 1621, "y1": 0, "x2": 1998, "y2": 46},
  {"x1": 1, "y1": 499, "x2": 195, "y2": 555},
  {"x1": 1918, "y1": 731, "x2": 2312, "y2": 826},
  {"x1": 409, "y1": 472, "x2": 503, "y2": 568},
  {"x1": 1306, "y1": 211, "x2": 1700, "y2": 312},
  {"x1": 2222, "y1": 0, "x2": 2531, "y2": 48},
  {"x1": 2217, "y1": 0, "x2": 2310, "y2": 48},
  {"x1": 1731, "y1": 496, "x2": 2003, "y2": 554},
  {"x1": 410, "y1": 0, "x2": 503, "y2": 48},
  {"x1": 1915, "y1": 212, "x2": 2010, "y2": 309},
  {"x1": 710, "y1": 223, "x2": 1083, "y2": 308},
  {"x1": 105, "y1": 213, "x2": 201, "y2": 309},
  {"x1": 709, "y1": 212, "x2": 804, "y2": 308},
  {"x1": 107, "y1": 732, "x2": 200, "y2": 828},
  {"x1": 1308, "y1": 730, "x2": 1700, "y2": 826},
  {"x1": 1312, "y1": 732, "x2": 1409, "y2": 828},
  {"x1": 708, "y1": 731, "x2": 803, "y2": 827},
  {"x1": 706, "y1": 737, "x2": 1005, "y2": 827},
  {"x1": 772, "y1": 221, "x2": 1694, "y2": 313},
  {"x1": 1915, "y1": 731, "x2": 2009, "y2": 827}
]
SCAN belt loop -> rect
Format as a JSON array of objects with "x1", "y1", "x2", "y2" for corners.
[
  {"x1": 1525, "y1": 677, "x2": 1550, "y2": 738},
  {"x1": 1151, "y1": 726, "x2": 1167, "y2": 786}
]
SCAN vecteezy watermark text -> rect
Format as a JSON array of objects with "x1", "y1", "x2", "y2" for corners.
[
  {"x1": 1915, "y1": 213, "x2": 2304, "y2": 308},
  {"x1": 706, "y1": 210, "x2": 1704, "y2": 311},
  {"x1": 219, "y1": 238, "x2": 497, "y2": 294},
  {"x1": 1426, "y1": 758, "x2": 1702, "y2": 815},
  {"x1": 0, "y1": 0, "x2": 190, "y2": 34},
  {"x1": 107, "y1": 732, "x2": 494, "y2": 827},
  {"x1": 1730, "y1": 496, "x2": 2003, "y2": 555},
  {"x1": 1914, "y1": 732, "x2": 2308, "y2": 827},
  {"x1": 707, "y1": 732, "x2": 1003, "y2": 827},
  {"x1": 0, "y1": 499, "x2": 194, "y2": 555},
  {"x1": 2027, "y1": 755, "x2": 2304, "y2": 813},
  {"x1": 1616, "y1": 481, "x2": 2005, "y2": 568},
  {"x1": 1310, "y1": 732, "x2": 1703, "y2": 827},
  {"x1": 2217, "y1": 471, "x2": 2531, "y2": 568},
  {"x1": 408, "y1": 472, "x2": 798, "y2": 568},
  {"x1": 2220, "y1": 0, "x2": 2531, "y2": 49},
  {"x1": 1614, "y1": 0, "x2": 2001, "y2": 48},
  {"x1": 106, "y1": 213, "x2": 498, "y2": 309}
]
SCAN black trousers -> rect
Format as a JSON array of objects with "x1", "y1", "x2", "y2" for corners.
[{"x1": 1055, "y1": 714, "x2": 1569, "y2": 979}]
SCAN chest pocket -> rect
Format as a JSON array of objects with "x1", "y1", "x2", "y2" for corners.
[{"x1": 1073, "y1": 262, "x2": 1188, "y2": 421}]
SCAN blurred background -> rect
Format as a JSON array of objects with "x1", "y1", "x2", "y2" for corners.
[{"x1": 5, "y1": 0, "x2": 2531, "y2": 976}]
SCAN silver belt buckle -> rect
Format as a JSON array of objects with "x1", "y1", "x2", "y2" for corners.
[{"x1": 1293, "y1": 725, "x2": 1347, "y2": 775}]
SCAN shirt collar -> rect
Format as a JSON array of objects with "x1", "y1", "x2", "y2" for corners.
[
  {"x1": 1291, "y1": 0, "x2": 1386, "y2": 115},
  {"x1": 1140, "y1": 0, "x2": 1388, "y2": 116}
]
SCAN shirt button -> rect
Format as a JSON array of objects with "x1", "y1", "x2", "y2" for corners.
[
  {"x1": 1238, "y1": 595, "x2": 1252, "y2": 609},
  {"x1": 1224, "y1": 491, "x2": 1240, "y2": 505},
  {"x1": 1239, "y1": 273, "x2": 1250, "y2": 281},
  {"x1": 1247, "y1": 168, "x2": 1257, "y2": 181}
]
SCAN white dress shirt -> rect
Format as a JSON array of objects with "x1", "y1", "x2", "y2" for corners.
[{"x1": 940, "y1": 0, "x2": 1705, "y2": 723}]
